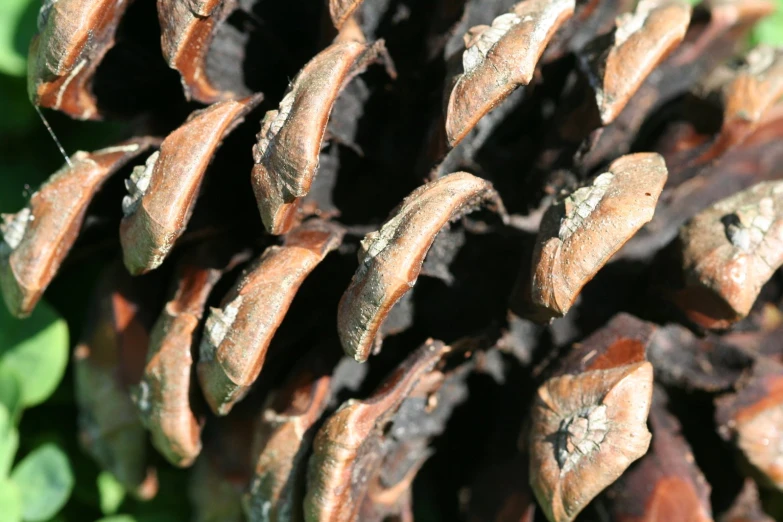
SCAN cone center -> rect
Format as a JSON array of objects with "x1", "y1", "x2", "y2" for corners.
[{"x1": 555, "y1": 404, "x2": 608, "y2": 470}]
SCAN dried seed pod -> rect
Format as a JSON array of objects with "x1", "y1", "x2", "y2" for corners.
[
  {"x1": 530, "y1": 153, "x2": 667, "y2": 322},
  {"x1": 675, "y1": 181, "x2": 783, "y2": 329},
  {"x1": 305, "y1": 339, "x2": 471, "y2": 522},
  {"x1": 529, "y1": 361, "x2": 654, "y2": 522},
  {"x1": 27, "y1": 0, "x2": 130, "y2": 119},
  {"x1": 198, "y1": 220, "x2": 344, "y2": 415},
  {"x1": 158, "y1": 0, "x2": 238, "y2": 103},
  {"x1": 251, "y1": 39, "x2": 390, "y2": 235},
  {"x1": 0, "y1": 139, "x2": 156, "y2": 318},
  {"x1": 132, "y1": 245, "x2": 249, "y2": 468},
  {"x1": 580, "y1": 0, "x2": 691, "y2": 125},
  {"x1": 120, "y1": 95, "x2": 262, "y2": 275},
  {"x1": 337, "y1": 172, "x2": 504, "y2": 362},
  {"x1": 715, "y1": 369, "x2": 783, "y2": 490},
  {"x1": 329, "y1": 0, "x2": 365, "y2": 30},
  {"x1": 607, "y1": 389, "x2": 713, "y2": 522},
  {"x1": 244, "y1": 353, "x2": 365, "y2": 522},
  {"x1": 74, "y1": 265, "x2": 159, "y2": 500},
  {"x1": 444, "y1": 0, "x2": 575, "y2": 147}
]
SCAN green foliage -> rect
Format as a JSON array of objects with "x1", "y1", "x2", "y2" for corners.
[
  {"x1": 0, "y1": 478, "x2": 23, "y2": 522},
  {"x1": 0, "y1": 0, "x2": 36, "y2": 77},
  {"x1": 752, "y1": 0, "x2": 783, "y2": 46},
  {"x1": 0, "y1": 301, "x2": 69, "y2": 408},
  {"x1": 0, "y1": 366, "x2": 23, "y2": 420},
  {"x1": 0, "y1": 404, "x2": 19, "y2": 477},
  {"x1": 97, "y1": 472, "x2": 126, "y2": 516},
  {"x1": 10, "y1": 444, "x2": 74, "y2": 521}
]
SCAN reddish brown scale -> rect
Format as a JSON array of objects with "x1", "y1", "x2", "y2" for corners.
[
  {"x1": 580, "y1": 0, "x2": 692, "y2": 125},
  {"x1": 445, "y1": 0, "x2": 575, "y2": 147},
  {"x1": 120, "y1": 94, "x2": 263, "y2": 275},
  {"x1": 132, "y1": 245, "x2": 250, "y2": 468},
  {"x1": 252, "y1": 36, "x2": 391, "y2": 235},
  {"x1": 674, "y1": 181, "x2": 783, "y2": 329},
  {"x1": 304, "y1": 340, "x2": 450, "y2": 522},
  {"x1": 580, "y1": 0, "x2": 773, "y2": 175},
  {"x1": 158, "y1": 0, "x2": 238, "y2": 103},
  {"x1": 530, "y1": 153, "x2": 667, "y2": 321},
  {"x1": 716, "y1": 368, "x2": 783, "y2": 491},
  {"x1": 1, "y1": 138, "x2": 157, "y2": 318},
  {"x1": 329, "y1": 0, "x2": 366, "y2": 30},
  {"x1": 529, "y1": 314, "x2": 657, "y2": 522},
  {"x1": 337, "y1": 172, "x2": 503, "y2": 362},
  {"x1": 27, "y1": 0, "x2": 130, "y2": 119},
  {"x1": 197, "y1": 220, "x2": 344, "y2": 415},
  {"x1": 243, "y1": 351, "x2": 365, "y2": 522}
]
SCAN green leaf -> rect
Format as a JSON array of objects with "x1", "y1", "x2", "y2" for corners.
[
  {"x1": 0, "y1": 404, "x2": 18, "y2": 477},
  {"x1": 97, "y1": 472, "x2": 126, "y2": 515},
  {"x1": 10, "y1": 444, "x2": 73, "y2": 522},
  {"x1": 95, "y1": 517, "x2": 136, "y2": 522},
  {"x1": 0, "y1": 0, "x2": 37, "y2": 76},
  {"x1": 0, "y1": 301, "x2": 69, "y2": 408},
  {"x1": 0, "y1": 365, "x2": 23, "y2": 421},
  {"x1": 0, "y1": 4, "x2": 26, "y2": 77},
  {"x1": 0, "y1": 477, "x2": 22, "y2": 522},
  {"x1": 752, "y1": 0, "x2": 783, "y2": 46}
]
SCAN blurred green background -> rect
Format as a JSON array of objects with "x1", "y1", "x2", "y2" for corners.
[{"x1": 0, "y1": 0, "x2": 782, "y2": 521}]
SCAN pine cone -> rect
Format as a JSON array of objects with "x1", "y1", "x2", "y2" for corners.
[{"x1": 6, "y1": 0, "x2": 783, "y2": 521}]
